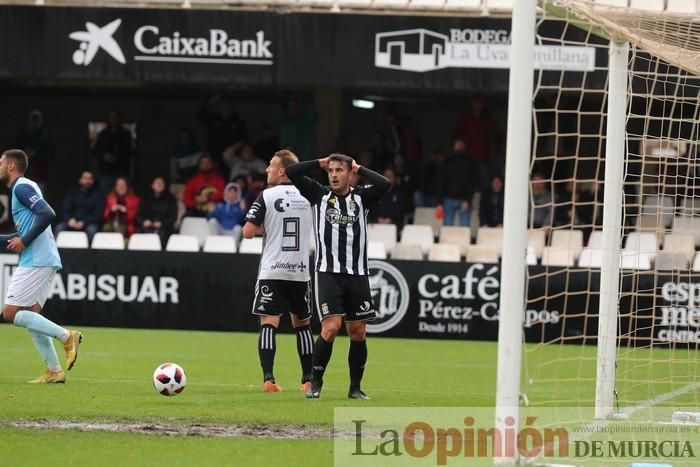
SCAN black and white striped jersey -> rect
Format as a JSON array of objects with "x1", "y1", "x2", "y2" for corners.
[
  {"x1": 287, "y1": 161, "x2": 391, "y2": 276},
  {"x1": 245, "y1": 183, "x2": 312, "y2": 282}
]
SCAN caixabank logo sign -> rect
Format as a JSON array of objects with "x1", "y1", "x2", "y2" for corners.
[
  {"x1": 68, "y1": 18, "x2": 273, "y2": 67},
  {"x1": 375, "y1": 27, "x2": 595, "y2": 72}
]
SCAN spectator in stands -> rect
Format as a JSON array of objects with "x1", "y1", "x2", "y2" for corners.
[
  {"x1": 555, "y1": 180, "x2": 597, "y2": 241},
  {"x1": 198, "y1": 95, "x2": 249, "y2": 165},
  {"x1": 480, "y1": 175, "x2": 505, "y2": 228},
  {"x1": 453, "y1": 95, "x2": 499, "y2": 185},
  {"x1": 207, "y1": 182, "x2": 246, "y2": 240},
  {"x1": 369, "y1": 167, "x2": 407, "y2": 229},
  {"x1": 368, "y1": 130, "x2": 394, "y2": 174},
  {"x1": 438, "y1": 137, "x2": 478, "y2": 227},
  {"x1": 137, "y1": 176, "x2": 178, "y2": 246},
  {"x1": 171, "y1": 127, "x2": 201, "y2": 183},
  {"x1": 102, "y1": 177, "x2": 140, "y2": 237},
  {"x1": 274, "y1": 96, "x2": 316, "y2": 161},
  {"x1": 225, "y1": 143, "x2": 267, "y2": 180},
  {"x1": 530, "y1": 173, "x2": 554, "y2": 228},
  {"x1": 183, "y1": 154, "x2": 226, "y2": 217},
  {"x1": 386, "y1": 108, "x2": 422, "y2": 179},
  {"x1": 54, "y1": 170, "x2": 104, "y2": 241},
  {"x1": 15, "y1": 109, "x2": 54, "y2": 191},
  {"x1": 233, "y1": 174, "x2": 256, "y2": 207},
  {"x1": 413, "y1": 149, "x2": 444, "y2": 208},
  {"x1": 91, "y1": 109, "x2": 135, "y2": 193}
]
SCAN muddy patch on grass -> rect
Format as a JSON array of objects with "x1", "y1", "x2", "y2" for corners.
[{"x1": 2, "y1": 420, "x2": 337, "y2": 439}]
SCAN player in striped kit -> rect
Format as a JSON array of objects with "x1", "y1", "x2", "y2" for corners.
[
  {"x1": 243, "y1": 150, "x2": 315, "y2": 393},
  {"x1": 287, "y1": 153, "x2": 390, "y2": 399},
  {"x1": 0, "y1": 149, "x2": 82, "y2": 384}
]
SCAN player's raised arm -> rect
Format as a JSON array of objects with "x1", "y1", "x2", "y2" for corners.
[
  {"x1": 286, "y1": 159, "x2": 325, "y2": 204},
  {"x1": 353, "y1": 161, "x2": 392, "y2": 205},
  {"x1": 14, "y1": 183, "x2": 56, "y2": 247}
]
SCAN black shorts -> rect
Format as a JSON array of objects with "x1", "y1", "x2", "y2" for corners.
[
  {"x1": 314, "y1": 272, "x2": 377, "y2": 322},
  {"x1": 252, "y1": 279, "x2": 312, "y2": 320}
]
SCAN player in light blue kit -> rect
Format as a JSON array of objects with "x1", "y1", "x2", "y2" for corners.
[{"x1": 0, "y1": 149, "x2": 82, "y2": 383}]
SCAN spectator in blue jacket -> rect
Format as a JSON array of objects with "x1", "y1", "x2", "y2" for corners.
[
  {"x1": 207, "y1": 182, "x2": 246, "y2": 240},
  {"x1": 54, "y1": 170, "x2": 104, "y2": 241}
]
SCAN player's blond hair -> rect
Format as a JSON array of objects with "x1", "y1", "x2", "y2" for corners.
[{"x1": 273, "y1": 150, "x2": 299, "y2": 168}]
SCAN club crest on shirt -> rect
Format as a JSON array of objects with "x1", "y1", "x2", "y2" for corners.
[{"x1": 325, "y1": 206, "x2": 357, "y2": 225}]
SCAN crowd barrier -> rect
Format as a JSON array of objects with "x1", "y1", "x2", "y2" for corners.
[{"x1": 0, "y1": 251, "x2": 697, "y2": 345}]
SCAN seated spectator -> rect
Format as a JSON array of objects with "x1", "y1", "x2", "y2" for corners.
[
  {"x1": 530, "y1": 173, "x2": 553, "y2": 228},
  {"x1": 480, "y1": 175, "x2": 505, "y2": 227},
  {"x1": 207, "y1": 183, "x2": 246, "y2": 240},
  {"x1": 183, "y1": 154, "x2": 226, "y2": 217},
  {"x1": 102, "y1": 177, "x2": 140, "y2": 237},
  {"x1": 225, "y1": 143, "x2": 267, "y2": 180},
  {"x1": 171, "y1": 127, "x2": 201, "y2": 183},
  {"x1": 233, "y1": 174, "x2": 256, "y2": 207},
  {"x1": 369, "y1": 167, "x2": 407, "y2": 229},
  {"x1": 54, "y1": 170, "x2": 104, "y2": 241},
  {"x1": 137, "y1": 176, "x2": 178, "y2": 245}
]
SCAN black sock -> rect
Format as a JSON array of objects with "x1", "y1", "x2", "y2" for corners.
[
  {"x1": 258, "y1": 324, "x2": 277, "y2": 382},
  {"x1": 312, "y1": 336, "x2": 333, "y2": 384},
  {"x1": 295, "y1": 325, "x2": 314, "y2": 383},
  {"x1": 348, "y1": 340, "x2": 368, "y2": 391}
]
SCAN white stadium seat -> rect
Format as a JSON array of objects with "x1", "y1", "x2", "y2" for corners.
[
  {"x1": 165, "y1": 234, "x2": 199, "y2": 252},
  {"x1": 578, "y1": 248, "x2": 602, "y2": 268},
  {"x1": 476, "y1": 227, "x2": 503, "y2": 254},
  {"x1": 550, "y1": 230, "x2": 584, "y2": 260},
  {"x1": 239, "y1": 237, "x2": 264, "y2": 254},
  {"x1": 179, "y1": 217, "x2": 210, "y2": 247},
  {"x1": 55, "y1": 231, "x2": 89, "y2": 249},
  {"x1": 413, "y1": 207, "x2": 442, "y2": 237},
  {"x1": 391, "y1": 243, "x2": 423, "y2": 261},
  {"x1": 91, "y1": 232, "x2": 125, "y2": 250},
  {"x1": 367, "y1": 241, "x2": 387, "y2": 260},
  {"x1": 439, "y1": 226, "x2": 471, "y2": 256},
  {"x1": 428, "y1": 244, "x2": 461, "y2": 263},
  {"x1": 620, "y1": 251, "x2": 651, "y2": 270},
  {"x1": 624, "y1": 232, "x2": 658, "y2": 260},
  {"x1": 368, "y1": 223, "x2": 397, "y2": 253},
  {"x1": 527, "y1": 229, "x2": 546, "y2": 259},
  {"x1": 400, "y1": 225, "x2": 434, "y2": 255},
  {"x1": 203, "y1": 235, "x2": 237, "y2": 253},
  {"x1": 466, "y1": 245, "x2": 499, "y2": 264},
  {"x1": 541, "y1": 247, "x2": 575, "y2": 267},
  {"x1": 128, "y1": 233, "x2": 162, "y2": 251}
]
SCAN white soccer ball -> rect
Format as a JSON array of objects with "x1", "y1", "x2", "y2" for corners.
[{"x1": 152, "y1": 363, "x2": 187, "y2": 397}]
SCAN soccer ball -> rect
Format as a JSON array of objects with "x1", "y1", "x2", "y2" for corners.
[{"x1": 152, "y1": 363, "x2": 186, "y2": 396}]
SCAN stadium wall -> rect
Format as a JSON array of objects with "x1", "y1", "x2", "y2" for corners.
[{"x1": 0, "y1": 252, "x2": 691, "y2": 345}]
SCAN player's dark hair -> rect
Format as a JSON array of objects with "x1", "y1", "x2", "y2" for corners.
[
  {"x1": 327, "y1": 153, "x2": 353, "y2": 170},
  {"x1": 274, "y1": 149, "x2": 299, "y2": 168},
  {"x1": 3, "y1": 149, "x2": 28, "y2": 174}
]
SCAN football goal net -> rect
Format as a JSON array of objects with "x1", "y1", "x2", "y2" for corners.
[{"x1": 496, "y1": 0, "x2": 700, "y2": 463}]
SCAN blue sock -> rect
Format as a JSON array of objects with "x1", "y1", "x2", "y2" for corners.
[
  {"x1": 13, "y1": 310, "x2": 68, "y2": 342},
  {"x1": 29, "y1": 330, "x2": 61, "y2": 372}
]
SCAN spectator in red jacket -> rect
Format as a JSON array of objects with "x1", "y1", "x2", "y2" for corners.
[
  {"x1": 183, "y1": 153, "x2": 226, "y2": 217},
  {"x1": 453, "y1": 95, "x2": 499, "y2": 184},
  {"x1": 102, "y1": 177, "x2": 140, "y2": 237}
]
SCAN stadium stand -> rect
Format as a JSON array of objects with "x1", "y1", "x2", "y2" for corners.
[
  {"x1": 367, "y1": 241, "x2": 388, "y2": 260},
  {"x1": 55, "y1": 231, "x2": 89, "y2": 249},
  {"x1": 127, "y1": 233, "x2": 162, "y2": 251},
  {"x1": 165, "y1": 234, "x2": 199, "y2": 252},
  {"x1": 91, "y1": 232, "x2": 125, "y2": 250},
  {"x1": 203, "y1": 235, "x2": 237, "y2": 253},
  {"x1": 238, "y1": 237, "x2": 263, "y2": 254},
  {"x1": 179, "y1": 217, "x2": 211, "y2": 247},
  {"x1": 399, "y1": 225, "x2": 434, "y2": 255}
]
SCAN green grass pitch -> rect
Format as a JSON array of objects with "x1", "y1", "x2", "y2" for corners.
[
  {"x1": 1, "y1": 325, "x2": 697, "y2": 466},
  {"x1": 0, "y1": 325, "x2": 500, "y2": 466}
]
